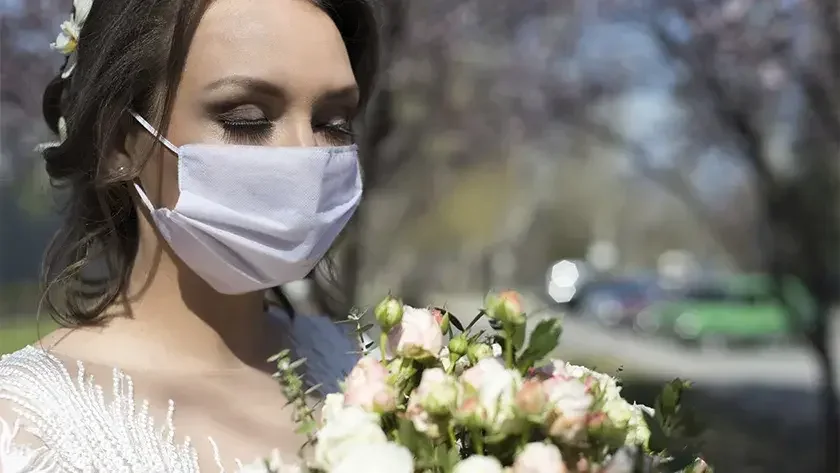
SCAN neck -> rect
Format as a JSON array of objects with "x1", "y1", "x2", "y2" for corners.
[{"x1": 106, "y1": 238, "x2": 271, "y2": 373}]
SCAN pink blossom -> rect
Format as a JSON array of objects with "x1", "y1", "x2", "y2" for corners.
[
  {"x1": 343, "y1": 357, "x2": 397, "y2": 413},
  {"x1": 542, "y1": 376, "x2": 593, "y2": 443},
  {"x1": 387, "y1": 306, "x2": 444, "y2": 360},
  {"x1": 515, "y1": 379, "x2": 548, "y2": 418}
]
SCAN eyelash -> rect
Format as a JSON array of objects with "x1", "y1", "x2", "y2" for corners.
[
  {"x1": 220, "y1": 118, "x2": 273, "y2": 145},
  {"x1": 318, "y1": 119, "x2": 354, "y2": 145},
  {"x1": 218, "y1": 118, "x2": 354, "y2": 145}
]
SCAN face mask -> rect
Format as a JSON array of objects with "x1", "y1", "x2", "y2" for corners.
[{"x1": 128, "y1": 111, "x2": 362, "y2": 295}]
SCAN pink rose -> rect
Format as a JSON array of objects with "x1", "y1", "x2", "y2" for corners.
[
  {"x1": 343, "y1": 357, "x2": 397, "y2": 413},
  {"x1": 485, "y1": 290, "x2": 526, "y2": 325},
  {"x1": 412, "y1": 367, "x2": 460, "y2": 415},
  {"x1": 515, "y1": 379, "x2": 548, "y2": 418},
  {"x1": 513, "y1": 442, "x2": 567, "y2": 473},
  {"x1": 542, "y1": 376, "x2": 593, "y2": 443},
  {"x1": 460, "y1": 357, "x2": 507, "y2": 391},
  {"x1": 458, "y1": 358, "x2": 523, "y2": 434},
  {"x1": 387, "y1": 306, "x2": 444, "y2": 360}
]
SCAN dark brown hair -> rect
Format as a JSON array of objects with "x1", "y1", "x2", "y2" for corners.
[{"x1": 40, "y1": 0, "x2": 379, "y2": 326}]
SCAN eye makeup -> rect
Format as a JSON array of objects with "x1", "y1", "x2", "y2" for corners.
[{"x1": 215, "y1": 104, "x2": 274, "y2": 145}]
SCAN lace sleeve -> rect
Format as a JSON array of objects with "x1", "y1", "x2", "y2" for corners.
[{"x1": 0, "y1": 407, "x2": 52, "y2": 473}]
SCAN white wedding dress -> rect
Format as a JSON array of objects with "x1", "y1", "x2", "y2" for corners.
[{"x1": 0, "y1": 309, "x2": 360, "y2": 473}]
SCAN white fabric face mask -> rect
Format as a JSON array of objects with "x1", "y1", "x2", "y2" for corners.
[{"x1": 129, "y1": 110, "x2": 362, "y2": 295}]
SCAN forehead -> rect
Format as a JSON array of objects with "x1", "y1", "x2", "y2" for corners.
[{"x1": 184, "y1": 0, "x2": 355, "y2": 92}]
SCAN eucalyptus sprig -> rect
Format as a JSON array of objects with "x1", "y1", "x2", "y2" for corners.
[
  {"x1": 269, "y1": 349, "x2": 322, "y2": 453},
  {"x1": 336, "y1": 308, "x2": 376, "y2": 357}
]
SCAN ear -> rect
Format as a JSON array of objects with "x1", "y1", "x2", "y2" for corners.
[{"x1": 103, "y1": 113, "x2": 143, "y2": 182}]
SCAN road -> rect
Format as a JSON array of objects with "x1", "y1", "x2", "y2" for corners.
[
  {"x1": 425, "y1": 291, "x2": 837, "y2": 427},
  {"x1": 427, "y1": 291, "x2": 836, "y2": 390}
]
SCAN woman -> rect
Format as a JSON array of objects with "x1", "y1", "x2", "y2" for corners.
[{"x1": 0, "y1": 0, "x2": 378, "y2": 470}]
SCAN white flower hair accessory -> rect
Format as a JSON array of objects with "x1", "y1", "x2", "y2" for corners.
[
  {"x1": 38, "y1": 0, "x2": 91, "y2": 153},
  {"x1": 52, "y1": 0, "x2": 93, "y2": 79},
  {"x1": 35, "y1": 117, "x2": 68, "y2": 153}
]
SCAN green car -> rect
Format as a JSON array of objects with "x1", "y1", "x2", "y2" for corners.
[{"x1": 634, "y1": 274, "x2": 815, "y2": 348}]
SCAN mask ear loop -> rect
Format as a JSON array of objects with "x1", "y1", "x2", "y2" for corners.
[{"x1": 127, "y1": 110, "x2": 179, "y2": 212}]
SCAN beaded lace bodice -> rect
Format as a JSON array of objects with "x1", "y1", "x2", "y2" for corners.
[{"x1": 0, "y1": 310, "x2": 359, "y2": 473}]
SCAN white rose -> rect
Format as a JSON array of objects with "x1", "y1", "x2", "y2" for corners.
[
  {"x1": 387, "y1": 306, "x2": 444, "y2": 359},
  {"x1": 624, "y1": 404, "x2": 652, "y2": 447},
  {"x1": 554, "y1": 361, "x2": 622, "y2": 400},
  {"x1": 313, "y1": 406, "x2": 387, "y2": 470},
  {"x1": 460, "y1": 357, "x2": 507, "y2": 391},
  {"x1": 413, "y1": 367, "x2": 460, "y2": 414},
  {"x1": 321, "y1": 393, "x2": 346, "y2": 425},
  {"x1": 602, "y1": 396, "x2": 635, "y2": 430},
  {"x1": 513, "y1": 442, "x2": 567, "y2": 473},
  {"x1": 330, "y1": 442, "x2": 414, "y2": 473},
  {"x1": 406, "y1": 368, "x2": 461, "y2": 438},
  {"x1": 454, "y1": 455, "x2": 505, "y2": 473},
  {"x1": 238, "y1": 461, "x2": 272, "y2": 473},
  {"x1": 460, "y1": 358, "x2": 523, "y2": 433},
  {"x1": 406, "y1": 394, "x2": 442, "y2": 438},
  {"x1": 546, "y1": 378, "x2": 592, "y2": 415},
  {"x1": 543, "y1": 376, "x2": 593, "y2": 442},
  {"x1": 238, "y1": 450, "x2": 301, "y2": 473}
]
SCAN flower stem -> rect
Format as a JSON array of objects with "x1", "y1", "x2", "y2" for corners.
[
  {"x1": 379, "y1": 332, "x2": 388, "y2": 361},
  {"x1": 470, "y1": 429, "x2": 484, "y2": 454},
  {"x1": 448, "y1": 426, "x2": 458, "y2": 449},
  {"x1": 504, "y1": 324, "x2": 514, "y2": 368}
]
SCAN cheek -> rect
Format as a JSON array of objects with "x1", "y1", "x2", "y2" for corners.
[
  {"x1": 138, "y1": 146, "x2": 181, "y2": 210},
  {"x1": 141, "y1": 96, "x2": 218, "y2": 210}
]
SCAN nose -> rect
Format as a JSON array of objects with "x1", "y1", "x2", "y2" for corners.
[{"x1": 276, "y1": 112, "x2": 316, "y2": 148}]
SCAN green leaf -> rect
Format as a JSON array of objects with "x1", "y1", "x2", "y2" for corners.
[
  {"x1": 304, "y1": 383, "x2": 323, "y2": 395},
  {"x1": 439, "y1": 309, "x2": 465, "y2": 333},
  {"x1": 396, "y1": 417, "x2": 421, "y2": 452},
  {"x1": 468, "y1": 330, "x2": 486, "y2": 344},
  {"x1": 431, "y1": 444, "x2": 461, "y2": 473},
  {"x1": 465, "y1": 311, "x2": 488, "y2": 331},
  {"x1": 643, "y1": 411, "x2": 670, "y2": 454},
  {"x1": 515, "y1": 318, "x2": 563, "y2": 372},
  {"x1": 667, "y1": 450, "x2": 699, "y2": 472},
  {"x1": 657, "y1": 379, "x2": 689, "y2": 418},
  {"x1": 484, "y1": 431, "x2": 508, "y2": 444},
  {"x1": 511, "y1": 323, "x2": 526, "y2": 351}
]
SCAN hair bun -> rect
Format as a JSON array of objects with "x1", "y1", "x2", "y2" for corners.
[{"x1": 42, "y1": 74, "x2": 66, "y2": 135}]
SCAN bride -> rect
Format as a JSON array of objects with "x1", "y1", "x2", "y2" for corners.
[{"x1": 0, "y1": 0, "x2": 378, "y2": 471}]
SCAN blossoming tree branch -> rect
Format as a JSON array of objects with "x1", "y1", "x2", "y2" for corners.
[{"x1": 265, "y1": 292, "x2": 713, "y2": 473}]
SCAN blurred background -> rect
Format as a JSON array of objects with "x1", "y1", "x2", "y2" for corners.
[{"x1": 2, "y1": 1, "x2": 840, "y2": 472}]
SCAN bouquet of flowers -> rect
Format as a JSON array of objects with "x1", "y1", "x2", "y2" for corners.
[{"x1": 261, "y1": 291, "x2": 712, "y2": 473}]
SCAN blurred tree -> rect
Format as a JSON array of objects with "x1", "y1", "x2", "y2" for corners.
[
  {"x1": 568, "y1": 0, "x2": 840, "y2": 469},
  {"x1": 0, "y1": 1, "x2": 65, "y2": 292},
  {"x1": 650, "y1": 2, "x2": 840, "y2": 470}
]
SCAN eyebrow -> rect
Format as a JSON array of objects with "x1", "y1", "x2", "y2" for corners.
[
  {"x1": 204, "y1": 76, "x2": 285, "y2": 96},
  {"x1": 205, "y1": 75, "x2": 360, "y2": 108},
  {"x1": 315, "y1": 85, "x2": 361, "y2": 110}
]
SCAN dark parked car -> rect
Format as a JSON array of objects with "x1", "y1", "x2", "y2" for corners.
[{"x1": 570, "y1": 277, "x2": 664, "y2": 328}]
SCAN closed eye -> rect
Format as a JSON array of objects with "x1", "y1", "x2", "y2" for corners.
[
  {"x1": 217, "y1": 104, "x2": 274, "y2": 144},
  {"x1": 314, "y1": 117, "x2": 354, "y2": 146}
]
